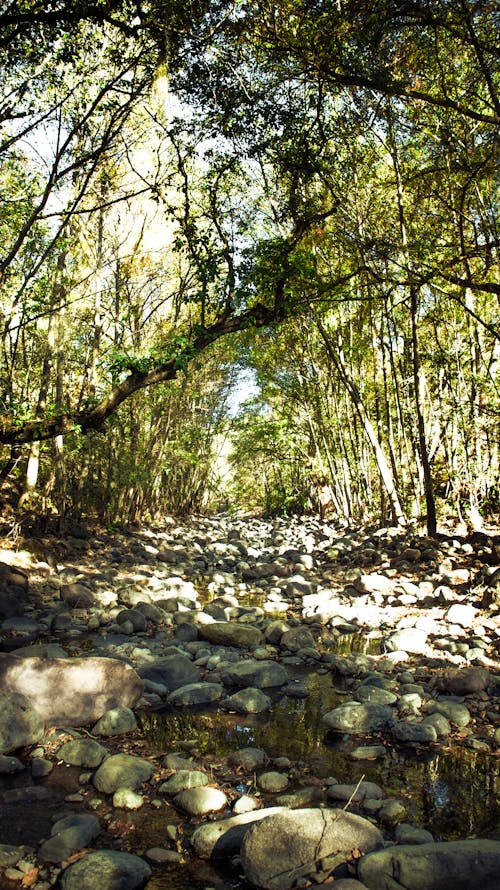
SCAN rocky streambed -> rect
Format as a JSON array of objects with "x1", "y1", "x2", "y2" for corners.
[{"x1": 0, "y1": 514, "x2": 499, "y2": 890}]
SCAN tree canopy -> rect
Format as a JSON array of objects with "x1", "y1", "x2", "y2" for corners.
[{"x1": 0, "y1": 0, "x2": 498, "y2": 529}]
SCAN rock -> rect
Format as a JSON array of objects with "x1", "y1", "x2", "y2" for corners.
[
  {"x1": 358, "y1": 839, "x2": 500, "y2": 889},
  {"x1": 159, "y1": 770, "x2": 208, "y2": 794},
  {"x1": 60, "y1": 583, "x2": 95, "y2": 608},
  {"x1": 174, "y1": 785, "x2": 228, "y2": 816},
  {"x1": 378, "y1": 799, "x2": 407, "y2": 825},
  {"x1": 116, "y1": 608, "x2": 147, "y2": 632},
  {"x1": 93, "y1": 753, "x2": 153, "y2": 793},
  {"x1": 0, "y1": 845, "x2": 28, "y2": 868},
  {"x1": 139, "y1": 654, "x2": 200, "y2": 691},
  {"x1": 60, "y1": 849, "x2": 151, "y2": 890},
  {"x1": 327, "y1": 782, "x2": 383, "y2": 804},
  {"x1": 391, "y1": 722, "x2": 438, "y2": 744},
  {"x1": 0, "y1": 754, "x2": 25, "y2": 773},
  {"x1": 352, "y1": 574, "x2": 395, "y2": 595},
  {"x1": 191, "y1": 807, "x2": 285, "y2": 859},
  {"x1": 323, "y1": 702, "x2": 394, "y2": 735},
  {"x1": 0, "y1": 655, "x2": 143, "y2": 726},
  {"x1": 425, "y1": 700, "x2": 471, "y2": 727},
  {"x1": 39, "y1": 814, "x2": 101, "y2": 863},
  {"x1": 92, "y1": 706, "x2": 137, "y2": 736},
  {"x1": 113, "y1": 788, "x2": 144, "y2": 809},
  {"x1": 421, "y1": 713, "x2": 452, "y2": 738},
  {"x1": 0, "y1": 691, "x2": 44, "y2": 754},
  {"x1": 145, "y1": 847, "x2": 181, "y2": 863},
  {"x1": 0, "y1": 562, "x2": 29, "y2": 589},
  {"x1": 356, "y1": 685, "x2": 398, "y2": 705},
  {"x1": 445, "y1": 603, "x2": 478, "y2": 626},
  {"x1": 385, "y1": 628, "x2": 428, "y2": 654},
  {"x1": 435, "y1": 666, "x2": 490, "y2": 695},
  {"x1": 280, "y1": 627, "x2": 316, "y2": 652},
  {"x1": 58, "y1": 739, "x2": 108, "y2": 768},
  {"x1": 395, "y1": 823, "x2": 435, "y2": 845},
  {"x1": 222, "y1": 687, "x2": 272, "y2": 714},
  {"x1": 229, "y1": 747, "x2": 268, "y2": 771},
  {"x1": 221, "y1": 659, "x2": 288, "y2": 688},
  {"x1": 257, "y1": 771, "x2": 289, "y2": 793},
  {"x1": 349, "y1": 746, "x2": 387, "y2": 761},
  {"x1": 167, "y1": 682, "x2": 224, "y2": 706},
  {"x1": 31, "y1": 756, "x2": 53, "y2": 777},
  {"x1": 198, "y1": 622, "x2": 263, "y2": 647},
  {"x1": 241, "y1": 808, "x2": 383, "y2": 890}
]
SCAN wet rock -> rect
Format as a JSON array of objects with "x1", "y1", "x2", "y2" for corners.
[
  {"x1": 395, "y1": 823, "x2": 435, "y2": 845},
  {"x1": 323, "y1": 702, "x2": 394, "y2": 735},
  {"x1": 358, "y1": 839, "x2": 500, "y2": 890},
  {"x1": 0, "y1": 754, "x2": 25, "y2": 773},
  {"x1": 280, "y1": 627, "x2": 316, "y2": 652},
  {"x1": 60, "y1": 849, "x2": 151, "y2": 890},
  {"x1": 159, "y1": 770, "x2": 208, "y2": 794},
  {"x1": 221, "y1": 659, "x2": 288, "y2": 688},
  {"x1": 0, "y1": 691, "x2": 44, "y2": 754},
  {"x1": 174, "y1": 785, "x2": 228, "y2": 816},
  {"x1": 31, "y1": 756, "x2": 53, "y2": 777},
  {"x1": 167, "y1": 682, "x2": 224, "y2": 706},
  {"x1": 222, "y1": 687, "x2": 272, "y2": 714},
  {"x1": 349, "y1": 745, "x2": 387, "y2": 761},
  {"x1": 378, "y1": 798, "x2": 407, "y2": 825},
  {"x1": 0, "y1": 655, "x2": 143, "y2": 726},
  {"x1": 39, "y1": 814, "x2": 101, "y2": 863},
  {"x1": 229, "y1": 747, "x2": 268, "y2": 771},
  {"x1": 241, "y1": 808, "x2": 383, "y2": 890},
  {"x1": 58, "y1": 739, "x2": 108, "y2": 768},
  {"x1": 93, "y1": 753, "x2": 153, "y2": 793},
  {"x1": 327, "y1": 781, "x2": 383, "y2": 804},
  {"x1": 198, "y1": 621, "x2": 263, "y2": 647},
  {"x1": 391, "y1": 721, "x2": 438, "y2": 744},
  {"x1": 191, "y1": 807, "x2": 285, "y2": 859},
  {"x1": 92, "y1": 706, "x2": 137, "y2": 736}
]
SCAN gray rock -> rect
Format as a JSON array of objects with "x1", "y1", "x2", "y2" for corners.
[
  {"x1": 356, "y1": 685, "x2": 398, "y2": 705},
  {"x1": 0, "y1": 691, "x2": 44, "y2": 754},
  {"x1": 257, "y1": 771, "x2": 289, "y2": 793},
  {"x1": 191, "y1": 807, "x2": 285, "y2": 858},
  {"x1": 425, "y1": 700, "x2": 471, "y2": 727},
  {"x1": 222, "y1": 687, "x2": 271, "y2": 714},
  {"x1": 93, "y1": 753, "x2": 153, "y2": 793},
  {"x1": 391, "y1": 721, "x2": 438, "y2": 744},
  {"x1": 422, "y1": 712, "x2": 452, "y2": 738},
  {"x1": 174, "y1": 785, "x2": 228, "y2": 815},
  {"x1": 31, "y1": 756, "x2": 53, "y2": 777},
  {"x1": 0, "y1": 844, "x2": 28, "y2": 868},
  {"x1": 435, "y1": 666, "x2": 490, "y2": 695},
  {"x1": 349, "y1": 746, "x2": 387, "y2": 761},
  {"x1": 167, "y1": 682, "x2": 224, "y2": 706},
  {"x1": 159, "y1": 770, "x2": 208, "y2": 794},
  {"x1": 0, "y1": 754, "x2": 25, "y2": 773},
  {"x1": 323, "y1": 702, "x2": 394, "y2": 735},
  {"x1": 92, "y1": 706, "x2": 137, "y2": 736},
  {"x1": 229, "y1": 747, "x2": 268, "y2": 771},
  {"x1": 116, "y1": 609, "x2": 147, "y2": 632},
  {"x1": 60, "y1": 583, "x2": 95, "y2": 608},
  {"x1": 139, "y1": 654, "x2": 200, "y2": 691},
  {"x1": 241, "y1": 808, "x2": 383, "y2": 890},
  {"x1": 39, "y1": 814, "x2": 101, "y2": 863},
  {"x1": 0, "y1": 655, "x2": 143, "y2": 726},
  {"x1": 198, "y1": 621, "x2": 263, "y2": 647},
  {"x1": 60, "y1": 849, "x2": 151, "y2": 890},
  {"x1": 280, "y1": 627, "x2": 316, "y2": 652},
  {"x1": 113, "y1": 788, "x2": 144, "y2": 809},
  {"x1": 327, "y1": 781, "x2": 383, "y2": 804},
  {"x1": 58, "y1": 739, "x2": 108, "y2": 768},
  {"x1": 395, "y1": 823, "x2": 435, "y2": 845},
  {"x1": 358, "y1": 839, "x2": 500, "y2": 889},
  {"x1": 221, "y1": 659, "x2": 288, "y2": 688}
]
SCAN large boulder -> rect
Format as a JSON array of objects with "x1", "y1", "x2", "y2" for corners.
[
  {"x1": 191, "y1": 807, "x2": 285, "y2": 859},
  {"x1": 0, "y1": 655, "x2": 143, "y2": 726},
  {"x1": 358, "y1": 839, "x2": 500, "y2": 890},
  {"x1": 241, "y1": 808, "x2": 383, "y2": 890},
  {"x1": 0, "y1": 691, "x2": 44, "y2": 754}
]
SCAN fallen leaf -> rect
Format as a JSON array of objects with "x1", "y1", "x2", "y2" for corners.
[{"x1": 21, "y1": 868, "x2": 39, "y2": 886}]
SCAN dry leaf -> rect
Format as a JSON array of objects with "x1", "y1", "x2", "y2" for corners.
[{"x1": 21, "y1": 868, "x2": 39, "y2": 886}]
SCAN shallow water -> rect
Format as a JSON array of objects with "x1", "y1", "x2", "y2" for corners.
[{"x1": 134, "y1": 668, "x2": 500, "y2": 889}]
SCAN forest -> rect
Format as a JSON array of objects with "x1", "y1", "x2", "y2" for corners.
[{"x1": 0, "y1": 0, "x2": 498, "y2": 534}]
